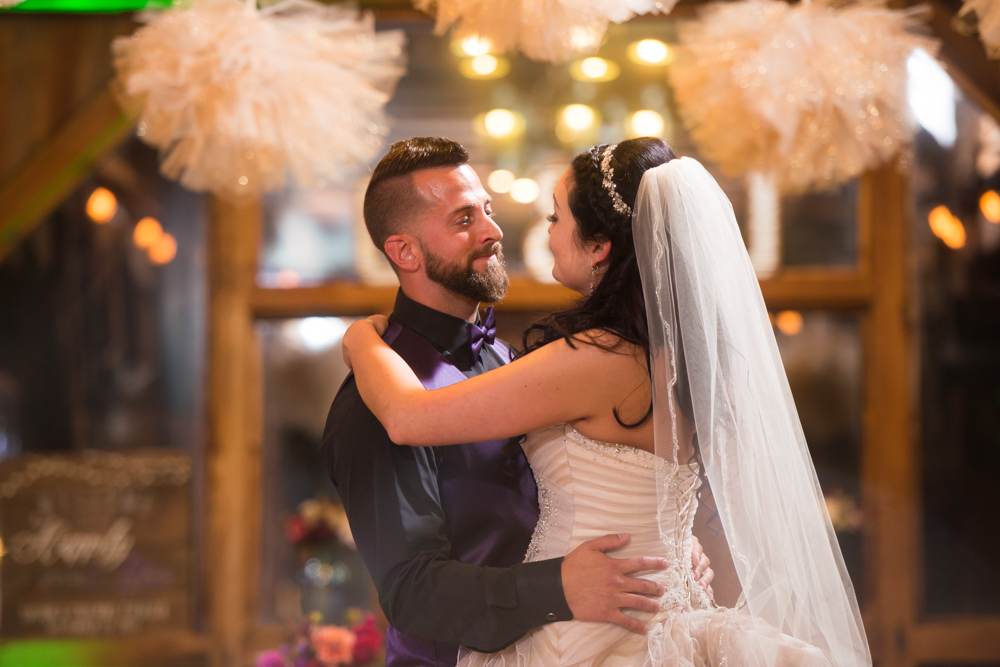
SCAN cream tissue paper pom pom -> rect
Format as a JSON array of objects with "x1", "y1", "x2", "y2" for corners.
[
  {"x1": 670, "y1": 0, "x2": 936, "y2": 192},
  {"x1": 414, "y1": 0, "x2": 674, "y2": 63},
  {"x1": 113, "y1": 0, "x2": 406, "y2": 197}
]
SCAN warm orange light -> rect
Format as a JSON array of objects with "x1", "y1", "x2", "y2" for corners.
[
  {"x1": 133, "y1": 217, "x2": 163, "y2": 248},
  {"x1": 149, "y1": 233, "x2": 177, "y2": 265},
  {"x1": 86, "y1": 187, "x2": 117, "y2": 223},
  {"x1": 980, "y1": 190, "x2": 1000, "y2": 223},
  {"x1": 775, "y1": 310, "x2": 803, "y2": 336},
  {"x1": 275, "y1": 269, "x2": 301, "y2": 288},
  {"x1": 928, "y1": 205, "x2": 966, "y2": 249}
]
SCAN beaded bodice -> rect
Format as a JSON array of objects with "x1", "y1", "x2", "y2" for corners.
[{"x1": 521, "y1": 423, "x2": 711, "y2": 611}]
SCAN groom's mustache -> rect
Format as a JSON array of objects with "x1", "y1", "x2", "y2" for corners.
[{"x1": 470, "y1": 242, "x2": 503, "y2": 263}]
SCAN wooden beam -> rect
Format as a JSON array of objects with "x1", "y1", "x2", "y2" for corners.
[
  {"x1": 250, "y1": 272, "x2": 870, "y2": 319},
  {"x1": 923, "y1": 0, "x2": 1000, "y2": 122},
  {"x1": 249, "y1": 278, "x2": 580, "y2": 318},
  {"x1": 0, "y1": 84, "x2": 134, "y2": 263},
  {"x1": 759, "y1": 271, "x2": 872, "y2": 310},
  {"x1": 862, "y1": 164, "x2": 918, "y2": 667},
  {"x1": 205, "y1": 196, "x2": 261, "y2": 667},
  {"x1": 910, "y1": 618, "x2": 1000, "y2": 661}
]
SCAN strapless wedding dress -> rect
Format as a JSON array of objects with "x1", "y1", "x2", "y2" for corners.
[{"x1": 457, "y1": 424, "x2": 831, "y2": 667}]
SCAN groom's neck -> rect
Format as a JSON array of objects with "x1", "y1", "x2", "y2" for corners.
[{"x1": 398, "y1": 279, "x2": 480, "y2": 323}]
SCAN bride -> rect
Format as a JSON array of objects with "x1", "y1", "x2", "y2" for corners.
[{"x1": 342, "y1": 137, "x2": 871, "y2": 667}]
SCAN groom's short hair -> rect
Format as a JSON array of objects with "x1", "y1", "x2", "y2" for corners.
[{"x1": 363, "y1": 137, "x2": 470, "y2": 257}]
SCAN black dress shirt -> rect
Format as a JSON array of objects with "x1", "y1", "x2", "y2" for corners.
[{"x1": 320, "y1": 290, "x2": 572, "y2": 654}]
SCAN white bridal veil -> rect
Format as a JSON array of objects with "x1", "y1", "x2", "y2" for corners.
[{"x1": 633, "y1": 157, "x2": 871, "y2": 666}]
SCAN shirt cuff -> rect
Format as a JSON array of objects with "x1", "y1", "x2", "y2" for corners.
[{"x1": 511, "y1": 557, "x2": 573, "y2": 625}]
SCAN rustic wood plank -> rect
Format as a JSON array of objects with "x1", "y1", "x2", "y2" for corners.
[
  {"x1": 0, "y1": 85, "x2": 134, "y2": 263},
  {"x1": 250, "y1": 272, "x2": 871, "y2": 319},
  {"x1": 910, "y1": 619, "x2": 1000, "y2": 661},
  {"x1": 205, "y1": 196, "x2": 261, "y2": 667},
  {"x1": 862, "y1": 164, "x2": 918, "y2": 667}
]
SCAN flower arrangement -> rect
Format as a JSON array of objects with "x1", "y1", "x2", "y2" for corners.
[
  {"x1": 257, "y1": 611, "x2": 384, "y2": 667},
  {"x1": 286, "y1": 496, "x2": 356, "y2": 549}
]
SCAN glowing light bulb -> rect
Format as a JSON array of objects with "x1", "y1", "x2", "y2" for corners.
[
  {"x1": 149, "y1": 232, "x2": 177, "y2": 265},
  {"x1": 633, "y1": 39, "x2": 670, "y2": 64},
  {"x1": 980, "y1": 190, "x2": 1000, "y2": 223},
  {"x1": 471, "y1": 54, "x2": 498, "y2": 75},
  {"x1": 928, "y1": 205, "x2": 966, "y2": 249},
  {"x1": 461, "y1": 35, "x2": 492, "y2": 56},
  {"x1": 629, "y1": 110, "x2": 665, "y2": 137},
  {"x1": 580, "y1": 57, "x2": 609, "y2": 79},
  {"x1": 133, "y1": 217, "x2": 163, "y2": 248},
  {"x1": 510, "y1": 178, "x2": 540, "y2": 204},
  {"x1": 562, "y1": 104, "x2": 596, "y2": 131},
  {"x1": 484, "y1": 109, "x2": 517, "y2": 138},
  {"x1": 775, "y1": 311, "x2": 803, "y2": 336},
  {"x1": 86, "y1": 187, "x2": 117, "y2": 223},
  {"x1": 487, "y1": 169, "x2": 516, "y2": 193}
]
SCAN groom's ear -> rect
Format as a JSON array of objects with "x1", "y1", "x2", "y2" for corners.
[{"x1": 384, "y1": 234, "x2": 421, "y2": 274}]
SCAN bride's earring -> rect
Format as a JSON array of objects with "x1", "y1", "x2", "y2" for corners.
[{"x1": 589, "y1": 264, "x2": 599, "y2": 294}]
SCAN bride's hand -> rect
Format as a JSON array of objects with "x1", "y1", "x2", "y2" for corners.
[{"x1": 342, "y1": 315, "x2": 391, "y2": 369}]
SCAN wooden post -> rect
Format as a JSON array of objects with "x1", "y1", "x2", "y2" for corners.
[
  {"x1": 863, "y1": 163, "x2": 917, "y2": 667},
  {"x1": 206, "y1": 195, "x2": 261, "y2": 667}
]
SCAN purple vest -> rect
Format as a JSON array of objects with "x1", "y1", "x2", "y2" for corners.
[{"x1": 377, "y1": 322, "x2": 540, "y2": 667}]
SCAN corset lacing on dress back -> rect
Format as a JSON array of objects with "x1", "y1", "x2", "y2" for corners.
[{"x1": 456, "y1": 424, "x2": 832, "y2": 667}]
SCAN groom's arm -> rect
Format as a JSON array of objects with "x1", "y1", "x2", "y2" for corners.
[{"x1": 321, "y1": 379, "x2": 572, "y2": 652}]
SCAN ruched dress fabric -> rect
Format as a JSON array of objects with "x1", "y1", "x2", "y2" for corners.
[{"x1": 456, "y1": 424, "x2": 832, "y2": 667}]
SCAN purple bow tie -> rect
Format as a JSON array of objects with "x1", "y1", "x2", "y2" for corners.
[{"x1": 467, "y1": 306, "x2": 497, "y2": 361}]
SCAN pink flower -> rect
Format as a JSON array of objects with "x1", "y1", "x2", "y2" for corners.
[
  {"x1": 311, "y1": 626, "x2": 356, "y2": 667},
  {"x1": 256, "y1": 650, "x2": 287, "y2": 667},
  {"x1": 351, "y1": 616, "x2": 383, "y2": 664},
  {"x1": 286, "y1": 515, "x2": 309, "y2": 544}
]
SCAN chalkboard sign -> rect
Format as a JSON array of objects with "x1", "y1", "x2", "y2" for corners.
[{"x1": 0, "y1": 451, "x2": 192, "y2": 637}]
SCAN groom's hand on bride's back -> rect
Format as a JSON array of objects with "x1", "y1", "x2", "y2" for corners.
[{"x1": 561, "y1": 533, "x2": 669, "y2": 635}]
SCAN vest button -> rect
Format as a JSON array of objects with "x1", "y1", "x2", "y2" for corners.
[{"x1": 546, "y1": 612, "x2": 557, "y2": 621}]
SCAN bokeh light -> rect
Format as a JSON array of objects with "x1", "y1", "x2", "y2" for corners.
[
  {"x1": 980, "y1": 190, "x2": 1000, "y2": 223},
  {"x1": 775, "y1": 310, "x2": 804, "y2": 336},
  {"x1": 569, "y1": 57, "x2": 620, "y2": 82},
  {"x1": 483, "y1": 109, "x2": 517, "y2": 138},
  {"x1": 487, "y1": 169, "x2": 516, "y2": 193},
  {"x1": 562, "y1": 104, "x2": 596, "y2": 131},
  {"x1": 472, "y1": 55, "x2": 498, "y2": 75},
  {"x1": 460, "y1": 35, "x2": 492, "y2": 56},
  {"x1": 149, "y1": 232, "x2": 177, "y2": 265},
  {"x1": 928, "y1": 205, "x2": 966, "y2": 249},
  {"x1": 628, "y1": 110, "x2": 665, "y2": 137},
  {"x1": 581, "y1": 57, "x2": 608, "y2": 78},
  {"x1": 628, "y1": 39, "x2": 673, "y2": 65},
  {"x1": 86, "y1": 187, "x2": 118, "y2": 223},
  {"x1": 510, "y1": 178, "x2": 541, "y2": 204},
  {"x1": 133, "y1": 217, "x2": 163, "y2": 249}
]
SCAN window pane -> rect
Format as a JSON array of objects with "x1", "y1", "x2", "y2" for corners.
[
  {"x1": 781, "y1": 181, "x2": 858, "y2": 267},
  {"x1": 913, "y1": 83, "x2": 1000, "y2": 616},
  {"x1": 773, "y1": 311, "x2": 865, "y2": 608},
  {"x1": 257, "y1": 317, "x2": 376, "y2": 626},
  {"x1": 0, "y1": 138, "x2": 204, "y2": 637}
]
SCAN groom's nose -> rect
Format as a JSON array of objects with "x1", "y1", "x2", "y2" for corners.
[{"x1": 477, "y1": 211, "x2": 503, "y2": 245}]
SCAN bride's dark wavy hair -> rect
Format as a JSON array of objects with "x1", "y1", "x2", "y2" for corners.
[{"x1": 521, "y1": 137, "x2": 676, "y2": 428}]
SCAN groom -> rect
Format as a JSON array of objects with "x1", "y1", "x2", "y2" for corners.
[{"x1": 321, "y1": 137, "x2": 711, "y2": 667}]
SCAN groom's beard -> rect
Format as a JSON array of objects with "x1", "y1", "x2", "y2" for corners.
[{"x1": 422, "y1": 241, "x2": 510, "y2": 304}]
